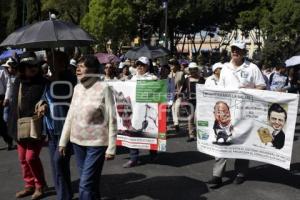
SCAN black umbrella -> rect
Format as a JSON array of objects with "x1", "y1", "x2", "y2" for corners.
[
  {"x1": 125, "y1": 44, "x2": 169, "y2": 60},
  {"x1": 0, "y1": 19, "x2": 95, "y2": 48}
]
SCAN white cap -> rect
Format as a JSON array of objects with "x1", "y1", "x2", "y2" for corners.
[
  {"x1": 212, "y1": 62, "x2": 223, "y2": 72},
  {"x1": 188, "y1": 62, "x2": 199, "y2": 69},
  {"x1": 231, "y1": 41, "x2": 246, "y2": 50},
  {"x1": 118, "y1": 62, "x2": 125, "y2": 69},
  {"x1": 69, "y1": 59, "x2": 77, "y2": 67},
  {"x1": 135, "y1": 56, "x2": 150, "y2": 65},
  {"x1": 2, "y1": 58, "x2": 15, "y2": 67}
]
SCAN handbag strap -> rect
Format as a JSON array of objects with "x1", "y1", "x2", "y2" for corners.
[{"x1": 17, "y1": 83, "x2": 22, "y2": 119}]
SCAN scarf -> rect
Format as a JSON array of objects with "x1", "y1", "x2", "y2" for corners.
[{"x1": 80, "y1": 76, "x2": 99, "y2": 88}]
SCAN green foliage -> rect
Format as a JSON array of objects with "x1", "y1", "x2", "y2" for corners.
[
  {"x1": 6, "y1": 0, "x2": 23, "y2": 34},
  {"x1": 41, "y1": 0, "x2": 89, "y2": 24},
  {"x1": 81, "y1": 0, "x2": 135, "y2": 52},
  {"x1": 26, "y1": 0, "x2": 41, "y2": 24}
]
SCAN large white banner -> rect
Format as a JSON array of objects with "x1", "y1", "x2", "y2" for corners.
[{"x1": 196, "y1": 84, "x2": 299, "y2": 169}]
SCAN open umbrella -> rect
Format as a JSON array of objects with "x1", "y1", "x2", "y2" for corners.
[
  {"x1": 125, "y1": 44, "x2": 169, "y2": 60},
  {"x1": 285, "y1": 55, "x2": 300, "y2": 67},
  {"x1": 94, "y1": 53, "x2": 120, "y2": 64},
  {"x1": 0, "y1": 19, "x2": 95, "y2": 48}
]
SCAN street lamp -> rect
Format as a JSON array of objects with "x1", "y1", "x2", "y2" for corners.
[{"x1": 162, "y1": 0, "x2": 168, "y2": 49}]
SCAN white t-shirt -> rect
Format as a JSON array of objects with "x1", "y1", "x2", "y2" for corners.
[
  {"x1": 205, "y1": 74, "x2": 220, "y2": 87},
  {"x1": 131, "y1": 72, "x2": 157, "y2": 81},
  {"x1": 219, "y1": 60, "x2": 266, "y2": 89},
  {"x1": 269, "y1": 72, "x2": 289, "y2": 91}
]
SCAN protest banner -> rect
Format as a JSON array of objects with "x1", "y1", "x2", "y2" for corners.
[
  {"x1": 107, "y1": 80, "x2": 167, "y2": 151},
  {"x1": 196, "y1": 84, "x2": 299, "y2": 169}
]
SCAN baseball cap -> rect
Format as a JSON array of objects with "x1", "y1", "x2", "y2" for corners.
[
  {"x1": 19, "y1": 51, "x2": 40, "y2": 66},
  {"x1": 231, "y1": 41, "x2": 246, "y2": 50},
  {"x1": 135, "y1": 56, "x2": 150, "y2": 66},
  {"x1": 188, "y1": 62, "x2": 199, "y2": 69},
  {"x1": 212, "y1": 62, "x2": 223, "y2": 72}
]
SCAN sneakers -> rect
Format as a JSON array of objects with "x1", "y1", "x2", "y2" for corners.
[
  {"x1": 186, "y1": 137, "x2": 196, "y2": 142},
  {"x1": 122, "y1": 160, "x2": 139, "y2": 168},
  {"x1": 207, "y1": 176, "x2": 222, "y2": 188},
  {"x1": 16, "y1": 187, "x2": 35, "y2": 198},
  {"x1": 233, "y1": 175, "x2": 245, "y2": 185}
]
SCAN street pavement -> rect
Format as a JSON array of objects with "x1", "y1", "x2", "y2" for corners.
[{"x1": 1, "y1": 115, "x2": 300, "y2": 200}]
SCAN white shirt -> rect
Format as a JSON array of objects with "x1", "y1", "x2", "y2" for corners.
[
  {"x1": 205, "y1": 74, "x2": 220, "y2": 87},
  {"x1": 131, "y1": 72, "x2": 157, "y2": 81},
  {"x1": 0, "y1": 66, "x2": 12, "y2": 100},
  {"x1": 269, "y1": 72, "x2": 289, "y2": 91},
  {"x1": 219, "y1": 60, "x2": 266, "y2": 89}
]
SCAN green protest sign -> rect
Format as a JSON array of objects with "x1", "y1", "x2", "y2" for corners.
[{"x1": 136, "y1": 80, "x2": 167, "y2": 103}]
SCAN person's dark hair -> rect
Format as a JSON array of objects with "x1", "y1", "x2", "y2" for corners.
[
  {"x1": 268, "y1": 103, "x2": 287, "y2": 121},
  {"x1": 78, "y1": 55, "x2": 100, "y2": 73},
  {"x1": 168, "y1": 58, "x2": 179, "y2": 67}
]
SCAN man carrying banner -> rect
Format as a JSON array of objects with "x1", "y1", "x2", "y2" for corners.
[
  {"x1": 122, "y1": 56, "x2": 158, "y2": 168},
  {"x1": 208, "y1": 41, "x2": 266, "y2": 187}
]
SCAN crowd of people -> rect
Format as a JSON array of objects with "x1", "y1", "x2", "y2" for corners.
[{"x1": 0, "y1": 41, "x2": 299, "y2": 200}]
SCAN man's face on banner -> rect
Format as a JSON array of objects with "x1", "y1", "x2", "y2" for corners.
[
  {"x1": 269, "y1": 111, "x2": 286, "y2": 131},
  {"x1": 214, "y1": 103, "x2": 231, "y2": 126}
]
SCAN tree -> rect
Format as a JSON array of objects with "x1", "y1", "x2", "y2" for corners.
[
  {"x1": 81, "y1": 0, "x2": 135, "y2": 52},
  {"x1": 0, "y1": 0, "x2": 11, "y2": 42},
  {"x1": 41, "y1": 0, "x2": 89, "y2": 24},
  {"x1": 26, "y1": 0, "x2": 41, "y2": 24},
  {"x1": 6, "y1": 0, "x2": 23, "y2": 34}
]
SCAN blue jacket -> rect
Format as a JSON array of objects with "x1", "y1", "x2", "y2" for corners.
[{"x1": 42, "y1": 71, "x2": 77, "y2": 136}]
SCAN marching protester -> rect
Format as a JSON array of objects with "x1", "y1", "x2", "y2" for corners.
[
  {"x1": 269, "y1": 63, "x2": 289, "y2": 92},
  {"x1": 122, "y1": 56, "x2": 158, "y2": 168},
  {"x1": 2, "y1": 57, "x2": 18, "y2": 123},
  {"x1": 118, "y1": 61, "x2": 132, "y2": 81},
  {"x1": 208, "y1": 42, "x2": 266, "y2": 188},
  {"x1": 204, "y1": 62, "x2": 223, "y2": 87},
  {"x1": 39, "y1": 51, "x2": 77, "y2": 200},
  {"x1": 59, "y1": 55, "x2": 117, "y2": 200},
  {"x1": 8, "y1": 52, "x2": 48, "y2": 199},
  {"x1": 181, "y1": 62, "x2": 205, "y2": 142},
  {"x1": 101, "y1": 63, "x2": 118, "y2": 81},
  {"x1": 0, "y1": 58, "x2": 15, "y2": 150},
  {"x1": 168, "y1": 59, "x2": 185, "y2": 133}
]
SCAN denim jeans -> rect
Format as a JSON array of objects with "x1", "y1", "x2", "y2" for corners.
[
  {"x1": 48, "y1": 135, "x2": 73, "y2": 200},
  {"x1": 73, "y1": 143, "x2": 107, "y2": 200}
]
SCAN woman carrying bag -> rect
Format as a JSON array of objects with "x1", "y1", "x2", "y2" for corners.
[{"x1": 8, "y1": 52, "x2": 48, "y2": 200}]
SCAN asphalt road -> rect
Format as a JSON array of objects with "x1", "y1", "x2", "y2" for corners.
[{"x1": 0, "y1": 117, "x2": 300, "y2": 200}]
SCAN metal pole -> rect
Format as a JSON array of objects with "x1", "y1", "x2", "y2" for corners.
[
  {"x1": 22, "y1": 0, "x2": 26, "y2": 26},
  {"x1": 163, "y1": 0, "x2": 168, "y2": 49}
]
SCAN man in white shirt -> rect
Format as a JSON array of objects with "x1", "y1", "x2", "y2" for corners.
[
  {"x1": 0, "y1": 58, "x2": 14, "y2": 150},
  {"x1": 123, "y1": 56, "x2": 158, "y2": 168},
  {"x1": 208, "y1": 42, "x2": 266, "y2": 188},
  {"x1": 269, "y1": 64, "x2": 289, "y2": 92}
]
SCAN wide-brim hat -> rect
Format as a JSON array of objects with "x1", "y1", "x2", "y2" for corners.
[{"x1": 19, "y1": 51, "x2": 40, "y2": 66}]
